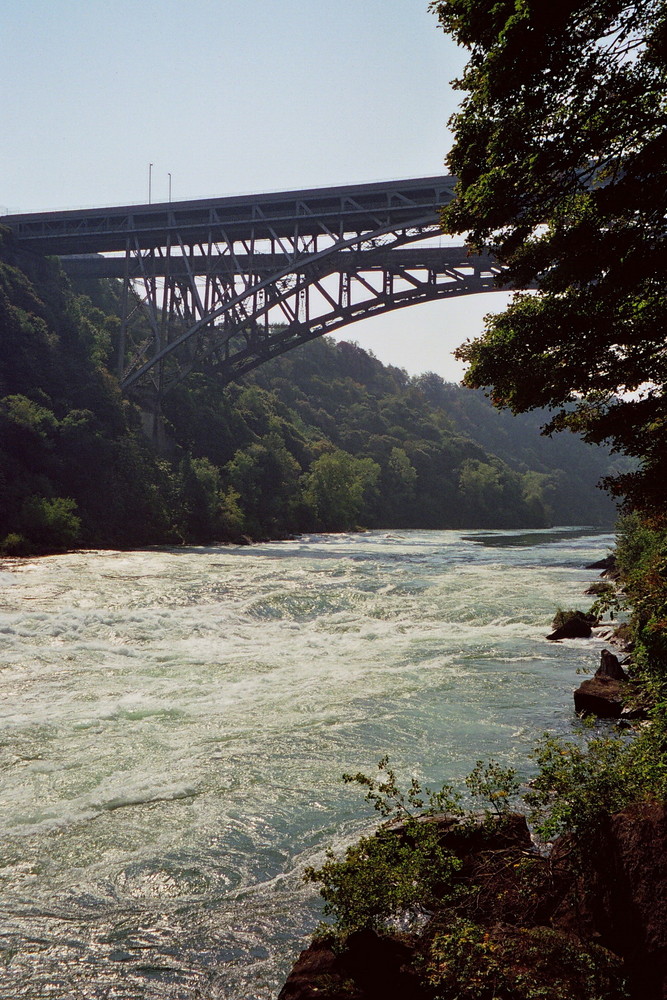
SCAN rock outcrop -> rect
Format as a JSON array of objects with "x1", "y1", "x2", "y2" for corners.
[
  {"x1": 278, "y1": 931, "x2": 427, "y2": 1000},
  {"x1": 547, "y1": 617, "x2": 593, "y2": 640},
  {"x1": 574, "y1": 649, "x2": 628, "y2": 717},
  {"x1": 566, "y1": 800, "x2": 667, "y2": 999},
  {"x1": 281, "y1": 802, "x2": 667, "y2": 999},
  {"x1": 585, "y1": 555, "x2": 619, "y2": 579},
  {"x1": 546, "y1": 610, "x2": 597, "y2": 641}
]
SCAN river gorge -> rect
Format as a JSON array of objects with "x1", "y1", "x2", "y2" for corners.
[{"x1": 0, "y1": 527, "x2": 612, "y2": 998}]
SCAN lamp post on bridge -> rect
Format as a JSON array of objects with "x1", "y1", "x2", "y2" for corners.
[
  {"x1": 148, "y1": 163, "x2": 153, "y2": 204},
  {"x1": 168, "y1": 172, "x2": 172, "y2": 202}
]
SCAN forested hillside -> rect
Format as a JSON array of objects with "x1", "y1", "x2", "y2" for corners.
[
  {"x1": 0, "y1": 227, "x2": 620, "y2": 555},
  {"x1": 246, "y1": 344, "x2": 622, "y2": 527}
]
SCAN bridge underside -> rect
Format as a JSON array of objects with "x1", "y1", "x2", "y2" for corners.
[
  {"x1": 63, "y1": 244, "x2": 503, "y2": 396},
  {"x1": 7, "y1": 176, "x2": 506, "y2": 397}
]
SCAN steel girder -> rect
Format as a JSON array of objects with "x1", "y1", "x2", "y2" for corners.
[
  {"x1": 9, "y1": 176, "x2": 507, "y2": 395},
  {"x1": 5, "y1": 176, "x2": 458, "y2": 255},
  {"x1": 62, "y1": 241, "x2": 503, "y2": 395}
]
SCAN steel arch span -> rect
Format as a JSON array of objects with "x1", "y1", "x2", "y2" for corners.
[{"x1": 6, "y1": 176, "x2": 507, "y2": 395}]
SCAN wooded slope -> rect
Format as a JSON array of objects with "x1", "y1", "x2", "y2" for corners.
[{"x1": 0, "y1": 233, "x2": 621, "y2": 553}]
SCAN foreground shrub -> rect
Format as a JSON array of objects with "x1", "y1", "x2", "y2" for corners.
[
  {"x1": 526, "y1": 711, "x2": 667, "y2": 842},
  {"x1": 304, "y1": 823, "x2": 461, "y2": 934},
  {"x1": 426, "y1": 920, "x2": 626, "y2": 1000},
  {"x1": 304, "y1": 757, "x2": 522, "y2": 934},
  {"x1": 304, "y1": 758, "x2": 464, "y2": 933}
]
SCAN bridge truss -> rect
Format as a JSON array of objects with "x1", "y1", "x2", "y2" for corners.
[{"x1": 7, "y1": 177, "x2": 505, "y2": 399}]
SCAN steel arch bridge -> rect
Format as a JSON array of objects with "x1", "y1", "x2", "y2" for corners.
[{"x1": 5, "y1": 176, "x2": 505, "y2": 397}]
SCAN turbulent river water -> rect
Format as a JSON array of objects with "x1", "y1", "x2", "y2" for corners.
[{"x1": 0, "y1": 527, "x2": 613, "y2": 998}]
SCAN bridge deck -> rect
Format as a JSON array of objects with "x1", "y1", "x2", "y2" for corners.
[
  {"x1": 1, "y1": 175, "x2": 507, "y2": 393},
  {"x1": 4, "y1": 176, "x2": 457, "y2": 256}
]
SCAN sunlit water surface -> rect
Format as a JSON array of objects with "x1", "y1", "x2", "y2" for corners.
[{"x1": 0, "y1": 528, "x2": 613, "y2": 998}]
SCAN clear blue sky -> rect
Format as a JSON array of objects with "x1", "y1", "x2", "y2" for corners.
[{"x1": 1, "y1": 0, "x2": 511, "y2": 380}]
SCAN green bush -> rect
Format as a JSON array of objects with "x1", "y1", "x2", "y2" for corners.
[
  {"x1": 586, "y1": 583, "x2": 623, "y2": 623},
  {"x1": 426, "y1": 920, "x2": 626, "y2": 1000},
  {"x1": 304, "y1": 758, "x2": 466, "y2": 933},
  {"x1": 465, "y1": 759, "x2": 519, "y2": 818},
  {"x1": 19, "y1": 496, "x2": 81, "y2": 551},
  {"x1": 0, "y1": 532, "x2": 30, "y2": 556},
  {"x1": 304, "y1": 757, "x2": 524, "y2": 935},
  {"x1": 304, "y1": 822, "x2": 461, "y2": 934},
  {"x1": 341, "y1": 755, "x2": 463, "y2": 821},
  {"x1": 306, "y1": 725, "x2": 667, "y2": 938},
  {"x1": 613, "y1": 514, "x2": 667, "y2": 689},
  {"x1": 525, "y1": 712, "x2": 667, "y2": 842}
]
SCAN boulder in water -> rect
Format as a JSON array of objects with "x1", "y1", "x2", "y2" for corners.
[
  {"x1": 585, "y1": 555, "x2": 618, "y2": 578},
  {"x1": 597, "y1": 649, "x2": 628, "y2": 680},
  {"x1": 547, "y1": 613, "x2": 594, "y2": 641},
  {"x1": 574, "y1": 649, "x2": 628, "y2": 717}
]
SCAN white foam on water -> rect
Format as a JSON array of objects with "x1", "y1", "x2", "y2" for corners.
[{"x1": 0, "y1": 528, "x2": 613, "y2": 998}]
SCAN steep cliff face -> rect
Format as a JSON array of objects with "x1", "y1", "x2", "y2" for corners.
[{"x1": 280, "y1": 803, "x2": 667, "y2": 1000}]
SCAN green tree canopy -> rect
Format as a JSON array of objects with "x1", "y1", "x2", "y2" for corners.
[
  {"x1": 430, "y1": 0, "x2": 667, "y2": 515},
  {"x1": 303, "y1": 449, "x2": 381, "y2": 531}
]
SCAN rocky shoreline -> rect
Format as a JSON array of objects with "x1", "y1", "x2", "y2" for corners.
[
  {"x1": 279, "y1": 553, "x2": 664, "y2": 999},
  {"x1": 279, "y1": 802, "x2": 667, "y2": 999},
  {"x1": 545, "y1": 555, "x2": 648, "y2": 722}
]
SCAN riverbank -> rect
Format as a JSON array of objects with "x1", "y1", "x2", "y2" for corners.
[
  {"x1": 280, "y1": 798, "x2": 667, "y2": 1000},
  {"x1": 278, "y1": 533, "x2": 667, "y2": 999}
]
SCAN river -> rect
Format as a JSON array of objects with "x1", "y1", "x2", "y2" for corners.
[{"x1": 0, "y1": 527, "x2": 613, "y2": 998}]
